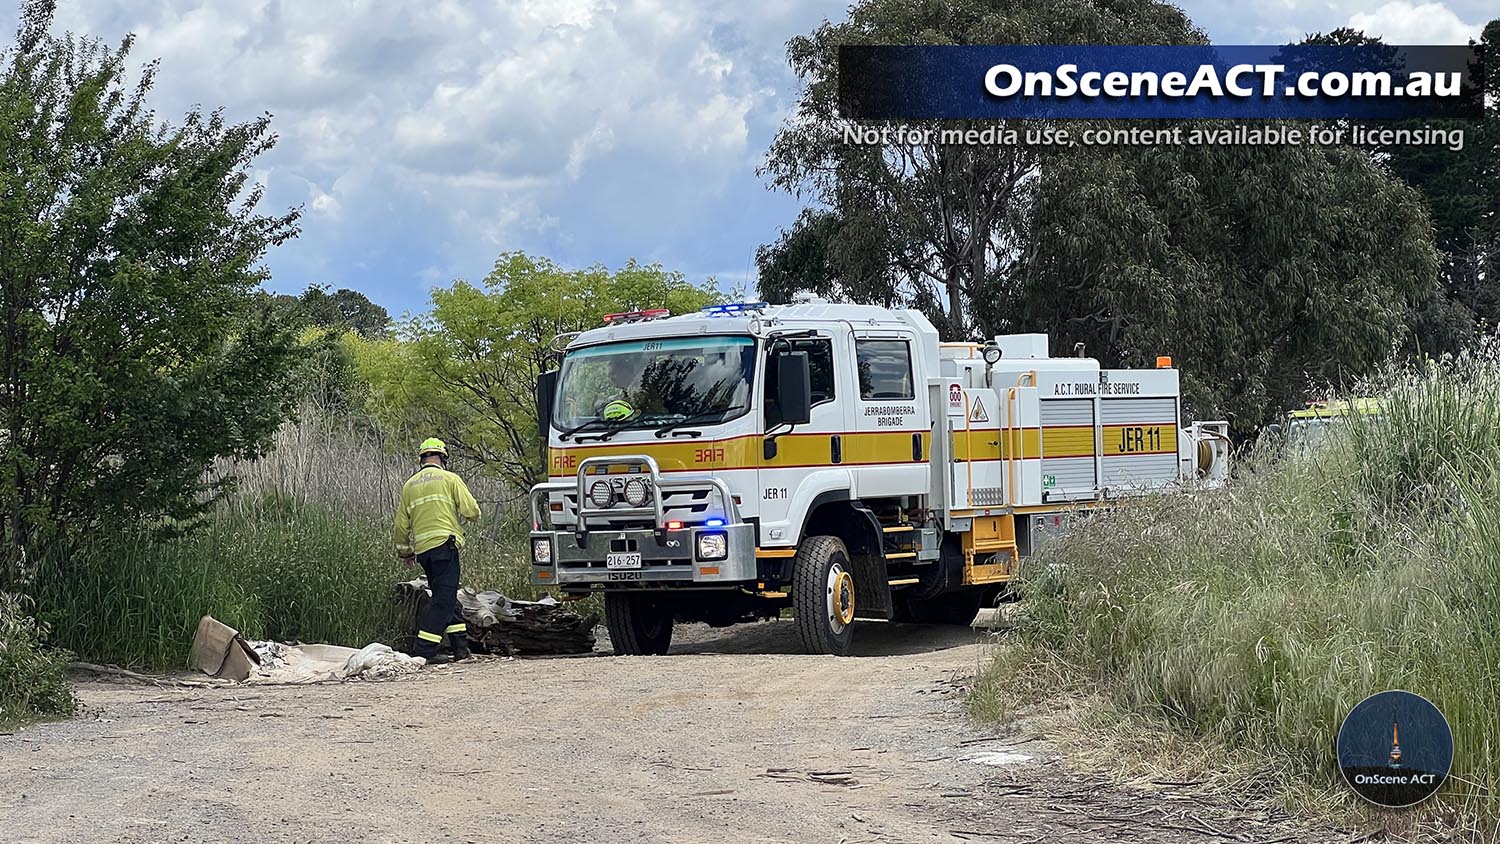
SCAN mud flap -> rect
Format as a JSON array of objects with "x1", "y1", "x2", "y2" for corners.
[{"x1": 850, "y1": 553, "x2": 893, "y2": 620}]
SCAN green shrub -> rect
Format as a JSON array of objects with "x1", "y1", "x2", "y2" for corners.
[
  {"x1": 0, "y1": 592, "x2": 77, "y2": 726},
  {"x1": 31, "y1": 499, "x2": 539, "y2": 669},
  {"x1": 25, "y1": 400, "x2": 545, "y2": 670},
  {"x1": 982, "y1": 346, "x2": 1500, "y2": 826}
]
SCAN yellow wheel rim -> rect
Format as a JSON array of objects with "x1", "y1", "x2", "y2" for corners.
[{"x1": 830, "y1": 568, "x2": 856, "y2": 628}]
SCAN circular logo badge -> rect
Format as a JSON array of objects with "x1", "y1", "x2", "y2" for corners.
[{"x1": 1337, "y1": 690, "x2": 1453, "y2": 808}]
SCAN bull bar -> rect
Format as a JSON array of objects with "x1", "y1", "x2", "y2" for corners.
[{"x1": 528, "y1": 454, "x2": 757, "y2": 587}]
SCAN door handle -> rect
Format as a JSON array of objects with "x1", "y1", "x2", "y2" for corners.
[
  {"x1": 912, "y1": 432, "x2": 924, "y2": 461},
  {"x1": 830, "y1": 435, "x2": 842, "y2": 464}
]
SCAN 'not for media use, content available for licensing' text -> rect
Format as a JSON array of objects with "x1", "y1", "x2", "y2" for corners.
[{"x1": 844, "y1": 123, "x2": 1470, "y2": 151}]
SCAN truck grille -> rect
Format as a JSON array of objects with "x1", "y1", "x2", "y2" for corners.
[{"x1": 557, "y1": 487, "x2": 716, "y2": 528}]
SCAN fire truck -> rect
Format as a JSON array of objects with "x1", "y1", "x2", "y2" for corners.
[{"x1": 529, "y1": 300, "x2": 1229, "y2": 655}]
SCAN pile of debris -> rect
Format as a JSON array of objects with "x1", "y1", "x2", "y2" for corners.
[
  {"x1": 189, "y1": 616, "x2": 427, "y2": 683},
  {"x1": 180, "y1": 581, "x2": 597, "y2": 685},
  {"x1": 393, "y1": 579, "x2": 597, "y2": 657}
]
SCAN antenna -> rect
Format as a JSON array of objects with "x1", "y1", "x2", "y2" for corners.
[{"x1": 1388, "y1": 701, "x2": 1403, "y2": 768}]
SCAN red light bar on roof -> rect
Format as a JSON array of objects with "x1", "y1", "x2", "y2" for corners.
[{"x1": 602, "y1": 308, "x2": 671, "y2": 324}]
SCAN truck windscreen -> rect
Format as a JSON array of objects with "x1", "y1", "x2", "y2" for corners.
[{"x1": 553, "y1": 335, "x2": 756, "y2": 431}]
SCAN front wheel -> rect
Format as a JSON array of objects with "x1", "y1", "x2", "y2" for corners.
[
  {"x1": 793, "y1": 535, "x2": 856, "y2": 656},
  {"x1": 605, "y1": 592, "x2": 673, "y2": 655}
]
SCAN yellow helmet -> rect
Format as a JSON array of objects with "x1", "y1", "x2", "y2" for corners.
[
  {"x1": 418, "y1": 437, "x2": 448, "y2": 458},
  {"x1": 601, "y1": 400, "x2": 636, "y2": 422}
]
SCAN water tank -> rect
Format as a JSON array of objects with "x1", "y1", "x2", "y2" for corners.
[{"x1": 992, "y1": 333, "x2": 1050, "y2": 359}]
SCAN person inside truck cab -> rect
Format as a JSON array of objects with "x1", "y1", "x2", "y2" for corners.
[{"x1": 599, "y1": 355, "x2": 639, "y2": 421}]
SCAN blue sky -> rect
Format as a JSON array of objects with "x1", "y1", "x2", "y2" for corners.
[{"x1": 42, "y1": 1, "x2": 1494, "y2": 317}]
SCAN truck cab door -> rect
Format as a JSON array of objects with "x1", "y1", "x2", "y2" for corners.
[
  {"x1": 846, "y1": 330, "x2": 928, "y2": 501},
  {"x1": 759, "y1": 332, "x2": 844, "y2": 539}
]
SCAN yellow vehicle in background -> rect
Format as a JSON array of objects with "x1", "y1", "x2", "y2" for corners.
[{"x1": 1282, "y1": 397, "x2": 1382, "y2": 450}]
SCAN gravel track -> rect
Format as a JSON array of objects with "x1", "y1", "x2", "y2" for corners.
[{"x1": 1, "y1": 621, "x2": 1347, "y2": 843}]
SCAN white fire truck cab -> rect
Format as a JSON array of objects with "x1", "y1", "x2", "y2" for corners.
[{"x1": 529, "y1": 300, "x2": 1229, "y2": 655}]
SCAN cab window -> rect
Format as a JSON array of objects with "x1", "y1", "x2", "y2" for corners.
[
  {"x1": 765, "y1": 338, "x2": 835, "y2": 426},
  {"x1": 856, "y1": 339, "x2": 913, "y2": 400}
]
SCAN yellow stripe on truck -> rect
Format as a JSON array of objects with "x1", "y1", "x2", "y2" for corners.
[
  {"x1": 550, "y1": 436, "x2": 753, "y2": 474},
  {"x1": 548, "y1": 423, "x2": 1176, "y2": 476},
  {"x1": 1101, "y1": 424, "x2": 1177, "y2": 456},
  {"x1": 951, "y1": 429, "x2": 1042, "y2": 461},
  {"x1": 1042, "y1": 426, "x2": 1095, "y2": 458},
  {"x1": 952, "y1": 424, "x2": 1179, "y2": 462},
  {"x1": 549, "y1": 430, "x2": 927, "y2": 475}
]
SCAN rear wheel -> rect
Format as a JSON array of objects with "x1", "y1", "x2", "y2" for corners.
[
  {"x1": 605, "y1": 592, "x2": 673, "y2": 655},
  {"x1": 793, "y1": 535, "x2": 856, "y2": 656}
]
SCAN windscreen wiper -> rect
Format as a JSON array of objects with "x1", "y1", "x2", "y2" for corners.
[
  {"x1": 654, "y1": 406, "x2": 746, "y2": 438},
  {"x1": 559, "y1": 417, "x2": 626, "y2": 442}
]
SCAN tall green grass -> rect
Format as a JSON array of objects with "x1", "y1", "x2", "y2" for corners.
[
  {"x1": 30, "y1": 403, "x2": 541, "y2": 669},
  {"x1": 0, "y1": 591, "x2": 76, "y2": 726},
  {"x1": 979, "y1": 346, "x2": 1500, "y2": 830}
]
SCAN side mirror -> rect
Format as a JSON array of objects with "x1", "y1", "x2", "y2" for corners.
[
  {"x1": 535, "y1": 370, "x2": 559, "y2": 440},
  {"x1": 776, "y1": 352, "x2": 812, "y2": 426}
]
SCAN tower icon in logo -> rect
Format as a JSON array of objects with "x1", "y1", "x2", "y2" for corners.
[{"x1": 1338, "y1": 690, "x2": 1451, "y2": 808}]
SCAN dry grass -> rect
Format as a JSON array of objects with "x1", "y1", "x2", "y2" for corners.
[
  {"x1": 969, "y1": 346, "x2": 1500, "y2": 840},
  {"x1": 32, "y1": 401, "x2": 544, "y2": 668}
]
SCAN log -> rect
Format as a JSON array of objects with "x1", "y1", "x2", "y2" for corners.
[{"x1": 394, "y1": 579, "x2": 597, "y2": 657}]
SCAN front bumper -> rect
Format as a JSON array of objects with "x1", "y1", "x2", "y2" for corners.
[
  {"x1": 529, "y1": 452, "x2": 756, "y2": 590},
  {"x1": 530, "y1": 523, "x2": 757, "y2": 588}
]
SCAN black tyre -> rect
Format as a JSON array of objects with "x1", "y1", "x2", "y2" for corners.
[
  {"x1": 605, "y1": 592, "x2": 673, "y2": 655},
  {"x1": 792, "y1": 535, "x2": 856, "y2": 656}
]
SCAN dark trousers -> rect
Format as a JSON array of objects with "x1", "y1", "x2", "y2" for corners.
[{"x1": 415, "y1": 537, "x2": 467, "y2": 657}]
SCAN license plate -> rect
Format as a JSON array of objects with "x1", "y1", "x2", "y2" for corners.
[{"x1": 606, "y1": 552, "x2": 642, "y2": 570}]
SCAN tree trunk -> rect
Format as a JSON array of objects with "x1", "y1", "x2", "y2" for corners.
[{"x1": 946, "y1": 272, "x2": 964, "y2": 339}]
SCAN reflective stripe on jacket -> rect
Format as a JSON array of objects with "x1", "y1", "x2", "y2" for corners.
[{"x1": 393, "y1": 466, "x2": 482, "y2": 557}]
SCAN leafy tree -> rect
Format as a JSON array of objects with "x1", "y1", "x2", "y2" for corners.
[
  {"x1": 1305, "y1": 22, "x2": 1499, "y2": 354},
  {"x1": 296, "y1": 284, "x2": 391, "y2": 338},
  {"x1": 0, "y1": 2, "x2": 302, "y2": 589},
  {"x1": 1387, "y1": 22, "x2": 1497, "y2": 353},
  {"x1": 267, "y1": 285, "x2": 390, "y2": 338},
  {"x1": 295, "y1": 326, "x2": 367, "y2": 413},
  {"x1": 758, "y1": 0, "x2": 1206, "y2": 336},
  {"x1": 1009, "y1": 140, "x2": 1438, "y2": 431},
  {"x1": 764, "y1": 0, "x2": 1447, "y2": 430},
  {"x1": 352, "y1": 253, "x2": 719, "y2": 492}
]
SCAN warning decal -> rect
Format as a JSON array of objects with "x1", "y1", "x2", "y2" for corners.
[{"x1": 970, "y1": 397, "x2": 989, "y2": 422}]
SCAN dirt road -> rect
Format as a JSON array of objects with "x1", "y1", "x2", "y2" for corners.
[{"x1": 2, "y1": 621, "x2": 1347, "y2": 844}]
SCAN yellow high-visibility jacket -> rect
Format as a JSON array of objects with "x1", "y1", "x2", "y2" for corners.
[{"x1": 393, "y1": 465, "x2": 482, "y2": 557}]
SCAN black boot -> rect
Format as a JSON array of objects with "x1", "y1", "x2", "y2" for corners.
[
  {"x1": 413, "y1": 634, "x2": 447, "y2": 666},
  {"x1": 449, "y1": 633, "x2": 471, "y2": 662}
]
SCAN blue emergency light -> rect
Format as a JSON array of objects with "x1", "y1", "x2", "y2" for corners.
[{"x1": 702, "y1": 302, "x2": 768, "y2": 315}]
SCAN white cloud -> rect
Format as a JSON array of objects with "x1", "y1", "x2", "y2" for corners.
[
  {"x1": 42, "y1": 0, "x2": 840, "y2": 304},
  {"x1": 308, "y1": 183, "x2": 340, "y2": 218},
  {"x1": 45, "y1": 0, "x2": 1483, "y2": 311},
  {"x1": 1347, "y1": 2, "x2": 1483, "y2": 44}
]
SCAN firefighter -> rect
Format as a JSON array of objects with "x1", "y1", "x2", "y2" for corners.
[
  {"x1": 600, "y1": 355, "x2": 639, "y2": 422},
  {"x1": 393, "y1": 437, "x2": 482, "y2": 665}
]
